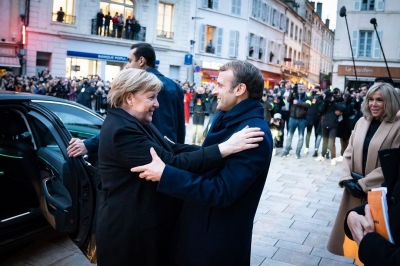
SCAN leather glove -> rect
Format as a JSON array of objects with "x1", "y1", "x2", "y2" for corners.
[{"x1": 343, "y1": 179, "x2": 367, "y2": 199}]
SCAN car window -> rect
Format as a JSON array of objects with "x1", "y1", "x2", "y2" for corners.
[{"x1": 34, "y1": 101, "x2": 103, "y2": 140}]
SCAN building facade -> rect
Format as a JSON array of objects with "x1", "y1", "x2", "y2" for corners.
[
  {"x1": 0, "y1": 0, "x2": 25, "y2": 76},
  {"x1": 22, "y1": 0, "x2": 192, "y2": 82},
  {"x1": 332, "y1": 0, "x2": 400, "y2": 89}
]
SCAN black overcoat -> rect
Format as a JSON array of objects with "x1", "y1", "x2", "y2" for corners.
[{"x1": 96, "y1": 107, "x2": 223, "y2": 266}]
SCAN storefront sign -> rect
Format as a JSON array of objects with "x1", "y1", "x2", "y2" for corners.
[
  {"x1": 338, "y1": 65, "x2": 400, "y2": 78},
  {"x1": 201, "y1": 61, "x2": 223, "y2": 70},
  {"x1": 67, "y1": 51, "x2": 128, "y2": 62},
  {"x1": 0, "y1": 47, "x2": 14, "y2": 57}
]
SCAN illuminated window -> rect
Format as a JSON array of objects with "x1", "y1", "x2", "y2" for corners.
[
  {"x1": 52, "y1": 0, "x2": 75, "y2": 24},
  {"x1": 157, "y1": 3, "x2": 174, "y2": 39}
]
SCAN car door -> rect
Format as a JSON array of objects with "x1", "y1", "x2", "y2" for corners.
[{"x1": 26, "y1": 101, "x2": 99, "y2": 263}]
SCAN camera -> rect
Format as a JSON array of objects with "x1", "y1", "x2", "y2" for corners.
[{"x1": 292, "y1": 83, "x2": 298, "y2": 94}]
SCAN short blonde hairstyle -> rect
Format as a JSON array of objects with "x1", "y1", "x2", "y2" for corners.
[
  {"x1": 107, "y1": 68, "x2": 162, "y2": 108},
  {"x1": 362, "y1": 82, "x2": 400, "y2": 122}
]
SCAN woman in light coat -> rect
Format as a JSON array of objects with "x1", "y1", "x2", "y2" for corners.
[{"x1": 327, "y1": 82, "x2": 400, "y2": 259}]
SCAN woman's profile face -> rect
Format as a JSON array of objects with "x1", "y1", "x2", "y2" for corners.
[
  {"x1": 368, "y1": 90, "x2": 385, "y2": 120},
  {"x1": 128, "y1": 90, "x2": 159, "y2": 124}
]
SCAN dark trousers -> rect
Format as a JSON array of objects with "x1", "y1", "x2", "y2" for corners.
[
  {"x1": 104, "y1": 24, "x2": 110, "y2": 36},
  {"x1": 321, "y1": 126, "x2": 337, "y2": 159},
  {"x1": 340, "y1": 138, "x2": 349, "y2": 156},
  {"x1": 97, "y1": 25, "x2": 103, "y2": 35}
]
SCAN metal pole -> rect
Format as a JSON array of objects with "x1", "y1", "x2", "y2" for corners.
[
  {"x1": 373, "y1": 24, "x2": 392, "y2": 80},
  {"x1": 343, "y1": 15, "x2": 358, "y2": 89}
]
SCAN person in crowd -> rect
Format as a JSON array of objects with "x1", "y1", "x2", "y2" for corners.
[
  {"x1": 125, "y1": 16, "x2": 133, "y2": 39},
  {"x1": 131, "y1": 60, "x2": 273, "y2": 266},
  {"x1": 67, "y1": 43, "x2": 186, "y2": 157},
  {"x1": 182, "y1": 82, "x2": 192, "y2": 125},
  {"x1": 76, "y1": 79, "x2": 95, "y2": 109},
  {"x1": 132, "y1": 17, "x2": 141, "y2": 40},
  {"x1": 263, "y1": 89, "x2": 274, "y2": 123},
  {"x1": 68, "y1": 80, "x2": 77, "y2": 101},
  {"x1": 34, "y1": 83, "x2": 46, "y2": 95},
  {"x1": 96, "y1": 9, "x2": 104, "y2": 36},
  {"x1": 203, "y1": 85, "x2": 218, "y2": 139},
  {"x1": 336, "y1": 91, "x2": 354, "y2": 162},
  {"x1": 104, "y1": 12, "x2": 111, "y2": 36},
  {"x1": 96, "y1": 67, "x2": 264, "y2": 265},
  {"x1": 327, "y1": 82, "x2": 400, "y2": 259},
  {"x1": 117, "y1": 13, "x2": 124, "y2": 38},
  {"x1": 270, "y1": 113, "x2": 282, "y2": 156},
  {"x1": 191, "y1": 86, "x2": 207, "y2": 145},
  {"x1": 111, "y1": 12, "x2": 119, "y2": 37},
  {"x1": 304, "y1": 86, "x2": 323, "y2": 156},
  {"x1": 314, "y1": 88, "x2": 346, "y2": 165},
  {"x1": 56, "y1": 7, "x2": 65, "y2": 22},
  {"x1": 280, "y1": 80, "x2": 292, "y2": 133},
  {"x1": 281, "y1": 82, "x2": 312, "y2": 159},
  {"x1": 344, "y1": 139, "x2": 400, "y2": 265}
]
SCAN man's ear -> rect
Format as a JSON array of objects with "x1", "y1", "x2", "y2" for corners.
[{"x1": 235, "y1": 83, "x2": 247, "y2": 97}]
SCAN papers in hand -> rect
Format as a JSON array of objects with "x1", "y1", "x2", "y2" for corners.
[{"x1": 368, "y1": 187, "x2": 394, "y2": 243}]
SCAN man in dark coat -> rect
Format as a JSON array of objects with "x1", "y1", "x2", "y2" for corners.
[
  {"x1": 132, "y1": 60, "x2": 273, "y2": 266},
  {"x1": 76, "y1": 80, "x2": 95, "y2": 109},
  {"x1": 67, "y1": 43, "x2": 185, "y2": 157},
  {"x1": 96, "y1": 9, "x2": 104, "y2": 35}
]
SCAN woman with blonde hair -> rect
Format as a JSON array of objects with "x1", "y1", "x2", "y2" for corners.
[
  {"x1": 327, "y1": 82, "x2": 400, "y2": 260},
  {"x1": 96, "y1": 68, "x2": 264, "y2": 265}
]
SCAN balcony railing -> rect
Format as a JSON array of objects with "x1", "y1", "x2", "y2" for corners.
[
  {"x1": 52, "y1": 13, "x2": 76, "y2": 24},
  {"x1": 91, "y1": 19, "x2": 146, "y2": 41},
  {"x1": 205, "y1": 46, "x2": 215, "y2": 54},
  {"x1": 156, "y1": 30, "x2": 174, "y2": 39}
]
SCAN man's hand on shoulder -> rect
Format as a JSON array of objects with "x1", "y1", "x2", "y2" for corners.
[{"x1": 67, "y1": 138, "x2": 88, "y2": 157}]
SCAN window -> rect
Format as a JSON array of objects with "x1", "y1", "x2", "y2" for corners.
[
  {"x1": 261, "y1": 3, "x2": 269, "y2": 23},
  {"x1": 361, "y1": 0, "x2": 375, "y2": 10},
  {"x1": 279, "y1": 14, "x2": 285, "y2": 30},
  {"x1": 252, "y1": 0, "x2": 262, "y2": 19},
  {"x1": 200, "y1": 25, "x2": 223, "y2": 55},
  {"x1": 354, "y1": 0, "x2": 384, "y2": 11},
  {"x1": 295, "y1": 26, "x2": 298, "y2": 41},
  {"x1": 203, "y1": 0, "x2": 219, "y2": 10},
  {"x1": 290, "y1": 22, "x2": 294, "y2": 38},
  {"x1": 231, "y1": 0, "x2": 241, "y2": 16},
  {"x1": 299, "y1": 29, "x2": 302, "y2": 43},
  {"x1": 272, "y1": 10, "x2": 277, "y2": 26},
  {"x1": 229, "y1": 30, "x2": 240, "y2": 57},
  {"x1": 157, "y1": 3, "x2": 174, "y2": 39},
  {"x1": 285, "y1": 18, "x2": 289, "y2": 34},
  {"x1": 52, "y1": 0, "x2": 75, "y2": 24},
  {"x1": 358, "y1": 31, "x2": 373, "y2": 57}
]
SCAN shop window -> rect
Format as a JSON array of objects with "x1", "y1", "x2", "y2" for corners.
[
  {"x1": 36, "y1": 52, "x2": 51, "y2": 77},
  {"x1": 169, "y1": 66, "x2": 180, "y2": 81},
  {"x1": 65, "y1": 57, "x2": 101, "y2": 79},
  {"x1": 157, "y1": 3, "x2": 174, "y2": 39},
  {"x1": 52, "y1": 0, "x2": 75, "y2": 24}
]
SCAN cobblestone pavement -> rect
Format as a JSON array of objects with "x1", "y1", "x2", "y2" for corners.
[{"x1": 1, "y1": 118, "x2": 355, "y2": 266}]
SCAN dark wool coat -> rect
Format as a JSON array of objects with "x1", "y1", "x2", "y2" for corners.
[
  {"x1": 96, "y1": 107, "x2": 223, "y2": 266},
  {"x1": 146, "y1": 68, "x2": 185, "y2": 144},
  {"x1": 157, "y1": 99, "x2": 273, "y2": 266},
  {"x1": 344, "y1": 147, "x2": 400, "y2": 265}
]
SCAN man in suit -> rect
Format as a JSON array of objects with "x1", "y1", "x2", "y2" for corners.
[
  {"x1": 67, "y1": 42, "x2": 185, "y2": 157},
  {"x1": 132, "y1": 60, "x2": 273, "y2": 265}
]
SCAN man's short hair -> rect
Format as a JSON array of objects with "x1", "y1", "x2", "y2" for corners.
[
  {"x1": 130, "y1": 43, "x2": 156, "y2": 68},
  {"x1": 360, "y1": 83, "x2": 368, "y2": 89},
  {"x1": 219, "y1": 61, "x2": 264, "y2": 100},
  {"x1": 374, "y1": 77, "x2": 394, "y2": 86}
]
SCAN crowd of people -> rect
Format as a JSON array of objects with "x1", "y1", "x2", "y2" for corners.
[
  {"x1": 0, "y1": 68, "x2": 112, "y2": 115},
  {"x1": 261, "y1": 78, "x2": 400, "y2": 166}
]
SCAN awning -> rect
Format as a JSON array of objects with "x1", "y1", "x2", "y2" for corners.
[
  {"x1": 0, "y1": 56, "x2": 20, "y2": 68},
  {"x1": 201, "y1": 69, "x2": 219, "y2": 78},
  {"x1": 303, "y1": 77, "x2": 320, "y2": 86}
]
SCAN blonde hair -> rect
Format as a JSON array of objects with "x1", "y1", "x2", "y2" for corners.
[
  {"x1": 362, "y1": 82, "x2": 400, "y2": 122},
  {"x1": 107, "y1": 68, "x2": 162, "y2": 108}
]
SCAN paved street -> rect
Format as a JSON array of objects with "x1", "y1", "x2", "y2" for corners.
[{"x1": 0, "y1": 118, "x2": 355, "y2": 266}]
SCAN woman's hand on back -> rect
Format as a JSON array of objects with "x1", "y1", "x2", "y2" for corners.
[{"x1": 218, "y1": 126, "x2": 264, "y2": 158}]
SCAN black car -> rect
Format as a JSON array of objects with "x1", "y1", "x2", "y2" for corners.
[{"x1": 0, "y1": 91, "x2": 102, "y2": 262}]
